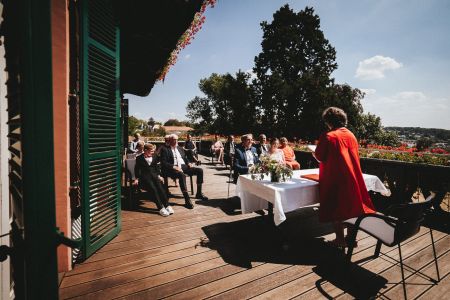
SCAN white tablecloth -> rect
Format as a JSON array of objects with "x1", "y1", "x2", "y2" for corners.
[{"x1": 236, "y1": 168, "x2": 390, "y2": 226}]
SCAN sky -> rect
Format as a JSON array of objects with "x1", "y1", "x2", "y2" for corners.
[{"x1": 126, "y1": 0, "x2": 450, "y2": 130}]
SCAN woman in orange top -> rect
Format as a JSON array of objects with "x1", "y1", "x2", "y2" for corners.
[
  {"x1": 279, "y1": 137, "x2": 300, "y2": 170},
  {"x1": 314, "y1": 107, "x2": 375, "y2": 248}
]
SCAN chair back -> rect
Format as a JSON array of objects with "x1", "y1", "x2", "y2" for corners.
[
  {"x1": 388, "y1": 193, "x2": 435, "y2": 244},
  {"x1": 125, "y1": 159, "x2": 136, "y2": 180}
]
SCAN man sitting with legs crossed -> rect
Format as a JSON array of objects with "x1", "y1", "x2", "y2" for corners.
[{"x1": 160, "y1": 134, "x2": 208, "y2": 209}]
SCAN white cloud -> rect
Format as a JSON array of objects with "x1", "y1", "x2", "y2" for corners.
[
  {"x1": 355, "y1": 55, "x2": 403, "y2": 80},
  {"x1": 167, "y1": 112, "x2": 178, "y2": 117},
  {"x1": 184, "y1": 54, "x2": 191, "y2": 60},
  {"x1": 361, "y1": 91, "x2": 450, "y2": 129},
  {"x1": 360, "y1": 88, "x2": 376, "y2": 96}
]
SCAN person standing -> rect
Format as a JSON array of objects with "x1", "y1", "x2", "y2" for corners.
[
  {"x1": 224, "y1": 135, "x2": 236, "y2": 167},
  {"x1": 128, "y1": 133, "x2": 141, "y2": 154},
  {"x1": 314, "y1": 107, "x2": 376, "y2": 248},
  {"x1": 183, "y1": 133, "x2": 199, "y2": 164}
]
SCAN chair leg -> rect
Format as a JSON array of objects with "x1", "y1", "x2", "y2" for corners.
[
  {"x1": 429, "y1": 228, "x2": 440, "y2": 282},
  {"x1": 398, "y1": 243, "x2": 407, "y2": 300},
  {"x1": 374, "y1": 240, "x2": 382, "y2": 258},
  {"x1": 190, "y1": 175, "x2": 194, "y2": 195},
  {"x1": 346, "y1": 227, "x2": 358, "y2": 261}
]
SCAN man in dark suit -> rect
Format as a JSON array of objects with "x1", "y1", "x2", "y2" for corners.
[
  {"x1": 223, "y1": 134, "x2": 236, "y2": 168},
  {"x1": 160, "y1": 134, "x2": 208, "y2": 209},
  {"x1": 233, "y1": 134, "x2": 259, "y2": 183},
  {"x1": 254, "y1": 134, "x2": 269, "y2": 157},
  {"x1": 134, "y1": 144, "x2": 173, "y2": 217}
]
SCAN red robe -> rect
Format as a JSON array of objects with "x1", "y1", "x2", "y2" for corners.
[{"x1": 315, "y1": 127, "x2": 375, "y2": 222}]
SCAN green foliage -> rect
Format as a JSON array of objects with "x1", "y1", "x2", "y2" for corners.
[
  {"x1": 416, "y1": 137, "x2": 434, "y2": 151},
  {"x1": 253, "y1": 5, "x2": 342, "y2": 139},
  {"x1": 128, "y1": 116, "x2": 144, "y2": 135},
  {"x1": 151, "y1": 126, "x2": 166, "y2": 137},
  {"x1": 186, "y1": 5, "x2": 383, "y2": 143},
  {"x1": 186, "y1": 71, "x2": 257, "y2": 134},
  {"x1": 249, "y1": 155, "x2": 293, "y2": 182},
  {"x1": 164, "y1": 119, "x2": 183, "y2": 126},
  {"x1": 359, "y1": 149, "x2": 450, "y2": 166}
]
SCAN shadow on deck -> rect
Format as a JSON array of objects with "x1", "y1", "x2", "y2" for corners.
[{"x1": 59, "y1": 155, "x2": 450, "y2": 299}]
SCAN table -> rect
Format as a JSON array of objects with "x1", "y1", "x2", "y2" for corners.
[{"x1": 236, "y1": 168, "x2": 390, "y2": 226}]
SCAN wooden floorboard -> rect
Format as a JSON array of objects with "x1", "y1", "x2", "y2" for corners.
[{"x1": 59, "y1": 155, "x2": 450, "y2": 299}]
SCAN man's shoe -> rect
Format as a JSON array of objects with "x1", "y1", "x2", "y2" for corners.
[
  {"x1": 195, "y1": 193, "x2": 209, "y2": 201},
  {"x1": 159, "y1": 208, "x2": 170, "y2": 217},
  {"x1": 183, "y1": 192, "x2": 194, "y2": 209},
  {"x1": 185, "y1": 199, "x2": 194, "y2": 209},
  {"x1": 166, "y1": 206, "x2": 174, "y2": 214}
]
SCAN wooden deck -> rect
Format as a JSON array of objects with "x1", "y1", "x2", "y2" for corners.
[{"x1": 59, "y1": 155, "x2": 450, "y2": 299}]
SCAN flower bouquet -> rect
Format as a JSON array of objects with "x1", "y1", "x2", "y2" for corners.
[{"x1": 249, "y1": 155, "x2": 293, "y2": 183}]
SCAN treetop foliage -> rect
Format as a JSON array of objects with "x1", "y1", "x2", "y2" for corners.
[{"x1": 186, "y1": 5, "x2": 391, "y2": 144}]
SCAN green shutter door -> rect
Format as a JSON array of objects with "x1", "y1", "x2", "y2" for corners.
[{"x1": 80, "y1": 0, "x2": 121, "y2": 258}]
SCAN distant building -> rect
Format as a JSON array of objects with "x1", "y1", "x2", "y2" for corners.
[{"x1": 163, "y1": 126, "x2": 194, "y2": 136}]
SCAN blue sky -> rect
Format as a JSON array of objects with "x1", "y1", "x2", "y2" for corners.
[{"x1": 126, "y1": 0, "x2": 450, "y2": 130}]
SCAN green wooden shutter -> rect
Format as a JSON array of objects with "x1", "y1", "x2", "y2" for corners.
[{"x1": 80, "y1": 0, "x2": 121, "y2": 258}]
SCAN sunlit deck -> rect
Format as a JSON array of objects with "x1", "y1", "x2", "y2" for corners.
[{"x1": 59, "y1": 155, "x2": 449, "y2": 299}]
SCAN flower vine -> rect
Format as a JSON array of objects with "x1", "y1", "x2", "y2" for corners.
[{"x1": 158, "y1": 0, "x2": 216, "y2": 82}]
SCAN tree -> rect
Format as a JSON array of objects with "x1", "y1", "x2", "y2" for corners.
[
  {"x1": 147, "y1": 117, "x2": 156, "y2": 129},
  {"x1": 164, "y1": 119, "x2": 183, "y2": 126},
  {"x1": 416, "y1": 137, "x2": 433, "y2": 151},
  {"x1": 128, "y1": 115, "x2": 143, "y2": 135},
  {"x1": 186, "y1": 71, "x2": 257, "y2": 134},
  {"x1": 253, "y1": 5, "x2": 339, "y2": 139}
]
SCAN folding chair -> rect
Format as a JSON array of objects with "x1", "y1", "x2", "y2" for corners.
[{"x1": 344, "y1": 193, "x2": 440, "y2": 300}]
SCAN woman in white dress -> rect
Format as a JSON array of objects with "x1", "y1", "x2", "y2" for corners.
[{"x1": 264, "y1": 138, "x2": 286, "y2": 164}]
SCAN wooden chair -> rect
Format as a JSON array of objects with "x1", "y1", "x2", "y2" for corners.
[{"x1": 344, "y1": 193, "x2": 440, "y2": 299}]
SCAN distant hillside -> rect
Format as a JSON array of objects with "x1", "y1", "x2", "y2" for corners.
[{"x1": 385, "y1": 127, "x2": 450, "y2": 142}]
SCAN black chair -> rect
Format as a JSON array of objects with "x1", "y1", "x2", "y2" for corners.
[
  {"x1": 344, "y1": 193, "x2": 440, "y2": 299},
  {"x1": 162, "y1": 173, "x2": 194, "y2": 196}
]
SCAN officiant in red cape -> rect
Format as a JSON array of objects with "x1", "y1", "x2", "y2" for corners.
[{"x1": 314, "y1": 107, "x2": 376, "y2": 248}]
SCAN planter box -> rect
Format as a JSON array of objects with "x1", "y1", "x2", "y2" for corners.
[{"x1": 294, "y1": 150, "x2": 449, "y2": 210}]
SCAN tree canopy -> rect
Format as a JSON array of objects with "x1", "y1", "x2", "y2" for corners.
[{"x1": 186, "y1": 5, "x2": 385, "y2": 142}]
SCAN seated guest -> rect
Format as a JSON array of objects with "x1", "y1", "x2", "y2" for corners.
[
  {"x1": 211, "y1": 135, "x2": 224, "y2": 164},
  {"x1": 128, "y1": 133, "x2": 141, "y2": 154},
  {"x1": 183, "y1": 133, "x2": 199, "y2": 165},
  {"x1": 233, "y1": 134, "x2": 259, "y2": 183},
  {"x1": 263, "y1": 138, "x2": 286, "y2": 164},
  {"x1": 134, "y1": 144, "x2": 173, "y2": 217},
  {"x1": 279, "y1": 137, "x2": 300, "y2": 170},
  {"x1": 224, "y1": 135, "x2": 236, "y2": 167},
  {"x1": 160, "y1": 134, "x2": 208, "y2": 209},
  {"x1": 254, "y1": 134, "x2": 269, "y2": 157}
]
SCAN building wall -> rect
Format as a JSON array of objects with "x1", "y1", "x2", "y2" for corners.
[
  {"x1": 0, "y1": 3, "x2": 12, "y2": 297},
  {"x1": 52, "y1": 0, "x2": 71, "y2": 272}
]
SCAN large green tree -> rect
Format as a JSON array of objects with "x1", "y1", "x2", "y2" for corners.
[
  {"x1": 186, "y1": 71, "x2": 257, "y2": 134},
  {"x1": 253, "y1": 5, "x2": 366, "y2": 140}
]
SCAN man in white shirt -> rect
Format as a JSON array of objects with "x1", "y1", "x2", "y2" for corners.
[{"x1": 160, "y1": 134, "x2": 208, "y2": 209}]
